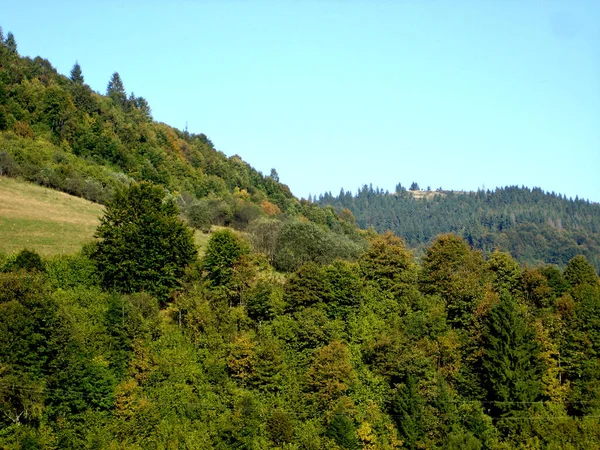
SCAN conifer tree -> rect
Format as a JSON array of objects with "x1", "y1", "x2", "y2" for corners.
[
  {"x1": 5, "y1": 32, "x2": 17, "y2": 54},
  {"x1": 482, "y1": 294, "x2": 542, "y2": 417},
  {"x1": 106, "y1": 72, "x2": 127, "y2": 106},
  {"x1": 70, "y1": 61, "x2": 84, "y2": 84},
  {"x1": 92, "y1": 181, "x2": 197, "y2": 300}
]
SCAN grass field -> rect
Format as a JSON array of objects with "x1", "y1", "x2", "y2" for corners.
[
  {"x1": 0, "y1": 176, "x2": 104, "y2": 255},
  {"x1": 0, "y1": 176, "x2": 215, "y2": 257}
]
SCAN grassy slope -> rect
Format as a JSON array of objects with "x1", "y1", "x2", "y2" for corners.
[
  {"x1": 0, "y1": 176, "x2": 104, "y2": 255},
  {"x1": 0, "y1": 176, "x2": 214, "y2": 257}
]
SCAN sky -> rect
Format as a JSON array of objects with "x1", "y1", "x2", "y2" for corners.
[{"x1": 3, "y1": 0, "x2": 600, "y2": 202}]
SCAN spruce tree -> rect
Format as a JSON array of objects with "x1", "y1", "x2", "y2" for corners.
[
  {"x1": 5, "y1": 32, "x2": 17, "y2": 54},
  {"x1": 91, "y1": 181, "x2": 197, "y2": 300},
  {"x1": 70, "y1": 61, "x2": 84, "y2": 84},
  {"x1": 391, "y1": 376, "x2": 424, "y2": 449},
  {"x1": 482, "y1": 294, "x2": 542, "y2": 417},
  {"x1": 106, "y1": 72, "x2": 126, "y2": 106}
]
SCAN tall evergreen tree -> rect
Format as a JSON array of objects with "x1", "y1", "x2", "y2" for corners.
[
  {"x1": 482, "y1": 294, "x2": 542, "y2": 417},
  {"x1": 70, "y1": 61, "x2": 84, "y2": 84},
  {"x1": 391, "y1": 376, "x2": 424, "y2": 449},
  {"x1": 5, "y1": 32, "x2": 17, "y2": 54},
  {"x1": 91, "y1": 181, "x2": 197, "y2": 300},
  {"x1": 106, "y1": 71, "x2": 126, "y2": 106}
]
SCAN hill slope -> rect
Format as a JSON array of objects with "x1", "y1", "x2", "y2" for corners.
[
  {"x1": 0, "y1": 175, "x2": 103, "y2": 255},
  {"x1": 317, "y1": 184, "x2": 600, "y2": 271}
]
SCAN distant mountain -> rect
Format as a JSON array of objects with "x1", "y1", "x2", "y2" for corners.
[{"x1": 317, "y1": 184, "x2": 600, "y2": 272}]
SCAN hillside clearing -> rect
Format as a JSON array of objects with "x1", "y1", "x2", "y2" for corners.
[
  {"x1": 0, "y1": 176, "x2": 104, "y2": 255},
  {"x1": 0, "y1": 177, "x2": 212, "y2": 256}
]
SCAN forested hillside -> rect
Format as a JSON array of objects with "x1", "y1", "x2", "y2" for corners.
[
  {"x1": 316, "y1": 184, "x2": 600, "y2": 272},
  {"x1": 0, "y1": 28, "x2": 298, "y2": 223},
  {"x1": 2, "y1": 187, "x2": 600, "y2": 448},
  {"x1": 2, "y1": 27, "x2": 600, "y2": 450}
]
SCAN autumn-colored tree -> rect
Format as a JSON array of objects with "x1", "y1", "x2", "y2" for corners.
[{"x1": 306, "y1": 340, "x2": 356, "y2": 409}]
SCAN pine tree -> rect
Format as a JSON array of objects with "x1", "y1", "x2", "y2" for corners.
[
  {"x1": 70, "y1": 61, "x2": 84, "y2": 84},
  {"x1": 482, "y1": 294, "x2": 542, "y2": 417},
  {"x1": 5, "y1": 32, "x2": 17, "y2": 54},
  {"x1": 327, "y1": 412, "x2": 359, "y2": 449},
  {"x1": 390, "y1": 376, "x2": 424, "y2": 449},
  {"x1": 107, "y1": 72, "x2": 127, "y2": 106}
]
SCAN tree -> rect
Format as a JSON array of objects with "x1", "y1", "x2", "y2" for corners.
[
  {"x1": 391, "y1": 376, "x2": 425, "y2": 450},
  {"x1": 327, "y1": 411, "x2": 360, "y2": 449},
  {"x1": 267, "y1": 409, "x2": 294, "y2": 446},
  {"x1": 70, "y1": 61, "x2": 84, "y2": 84},
  {"x1": 564, "y1": 255, "x2": 598, "y2": 287},
  {"x1": 91, "y1": 181, "x2": 197, "y2": 300},
  {"x1": 5, "y1": 32, "x2": 17, "y2": 54},
  {"x1": 202, "y1": 229, "x2": 250, "y2": 288},
  {"x1": 306, "y1": 340, "x2": 355, "y2": 409},
  {"x1": 359, "y1": 231, "x2": 417, "y2": 298},
  {"x1": 107, "y1": 72, "x2": 127, "y2": 106},
  {"x1": 185, "y1": 200, "x2": 212, "y2": 233},
  {"x1": 409, "y1": 182, "x2": 419, "y2": 191},
  {"x1": 420, "y1": 234, "x2": 484, "y2": 327},
  {"x1": 482, "y1": 294, "x2": 542, "y2": 418}
]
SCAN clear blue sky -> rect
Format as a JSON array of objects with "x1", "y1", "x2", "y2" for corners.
[{"x1": 3, "y1": 0, "x2": 600, "y2": 201}]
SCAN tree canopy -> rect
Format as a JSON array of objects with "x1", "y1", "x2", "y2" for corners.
[{"x1": 91, "y1": 181, "x2": 197, "y2": 300}]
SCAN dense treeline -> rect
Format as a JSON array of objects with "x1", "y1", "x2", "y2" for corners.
[
  {"x1": 316, "y1": 184, "x2": 600, "y2": 272},
  {"x1": 1, "y1": 181, "x2": 600, "y2": 449}
]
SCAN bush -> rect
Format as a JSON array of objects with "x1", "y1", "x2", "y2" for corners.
[
  {"x1": 186, "y1": 200, "x2": 212, "y2": 233},
  {"x1": 2, "y1": 249, "x2": 45, "y2": 273},
  {"x1": 274, "y1": 221, "x2": 363, "y2": 272}
]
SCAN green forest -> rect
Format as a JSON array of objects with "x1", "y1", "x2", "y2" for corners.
[
  {"x1": 316, "y1": 184, "x2": 600, "y2": 272},
  {"x1": 1, "y1": 28, "x2": 600, "y2": 449}
]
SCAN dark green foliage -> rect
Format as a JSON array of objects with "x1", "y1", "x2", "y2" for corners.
[
  {"x1": 106, "y1": 71, "x2": 126, "y2": 106},
  {"x1": 318, "y1": 185, "x2": 600, "y2": 272},
  {"x1": 92, "y1": 181, "x2": 197, "y2": 300},
  {"x1": 284, "y1": 262, "x2": 328, "y2": 311},
  {"x1": 0, "y1": 272, "x2": 56, "y2": 375},
  {"x1": 3, "y1": 249, "x2": 45, "y2": 272},
  {"x1": 327, "y1": 412, "x2": 359, "y2": 450},
  {"x1": 390, "y1": 376, "x2": 424, "y2": 449},
  {"x1": 246, "y1": 280, "x2": 275, "y2": 322},
  {"x1": 69, "y1": 61, "x2": 84, "y2": 84},
  {"x1": 5, "y1": 31, "x2": 17, "y2": 54},
  {"x1": 482, "y1": 294, "x2": 542, "y2": 417}
]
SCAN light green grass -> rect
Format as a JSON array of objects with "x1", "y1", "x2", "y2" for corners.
[
  {"x1": 0, "y1": 176, "x2": 104, "y2": 256},
  {"x1": 0, "y1": 176, "x2": 215, "y2": 257}
]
